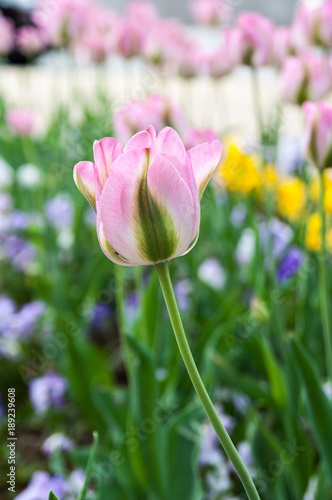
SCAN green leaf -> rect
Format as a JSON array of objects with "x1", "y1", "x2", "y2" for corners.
[
  {"x1": 49, "y1": 492, "x2": 59, "y2": 500},
  {"x1": 290, "y1": 338, "x2": 332, "y2": 483},
  {"x1": 77, "y1": 431, "x2": 99, "y2": 500}
]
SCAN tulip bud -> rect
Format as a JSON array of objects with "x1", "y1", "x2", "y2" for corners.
[
  {"x1": 280, "y1": 53, "x2": 332, "y2": 105},
  {"x1": 74, "y1": 126, "x2": 222, "y2": 266},
  {"x1": 236, "y1": 12, "x2": 275, "y2": 67},
  {"x1": 303, "y1": 101, "x2": 332, "y2": 170}
]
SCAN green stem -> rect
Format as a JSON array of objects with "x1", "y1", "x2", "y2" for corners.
[
  {"x1": 155, "y1": 262, "x2": 261, "y2": 500},
  {"x1": 319, "y1": 171, "x2": 332, "y2": 383},
  {"x1": 251, "y1": 68, "x2": 263, "y2": 144}
]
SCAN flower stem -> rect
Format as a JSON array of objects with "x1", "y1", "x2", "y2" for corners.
[
  {"x1": 155, "y1": 262, "x2": 261, "y2": 500},
  {"x1": 251, "y1": 68, "x2": 263, "y2": 143},
  {"x1": 319, "y1": 171, "x2": 332, "y2": 383}
]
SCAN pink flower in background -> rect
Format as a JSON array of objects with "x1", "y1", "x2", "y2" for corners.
[
  {"x1": 143, "y1": 18, "x2": 186, "y2": 70},
  {"x1": 115, "y1": 18, "x2": 147, "y2": 58},
  {"x1": 113, "y1": 94, "x2": 188, "y2": 144},
  {"x1": 303, "y1": 101, "x2": 332, "y2": 170},
  {"x1": 271, "y1": 27, "x2": 292, "y2": 67},
  {"x1": 189, "y1": 0, "x2": 231, "y2": 26},
  {"x1": 6, "y1": 109, "x2": 36, "y2": 136},
  {"x1": 0, "y1": 13, "x2": 14, "y2": 56},
  {"x1": 74, "y1": 126, "x2": 222, "y2": 266},
  {"x1": 316, "y1": 1, "x2": 332, "y2": 49},
  {"x1": 184, "y1": 128, "x2": 218, "y2": 150},
  {"x1": 126, "y1": 1, "x2": 159, "y2": 23},
  {"x1": 236, "y1": 12, "x2": 275, "y2": 67},
  {"x1": 16, "y1": 26, "x2": 45, "y2": 58},
  {"x1": 34, "y1": 0, "x2": 94, "y2": 48},
  {"x1": 75, "y1": 10, "x2": 118, "y2": 63},
  {"x1": 280, "y1": 53, "x2": 332, "y2": 105},
  {"x1": 204, "y1": 29, "x2": 239, "y2": 78},
  {"x1": 290, "y1": 3, "x2": 316, "y2": 53},
  {"x1": 175, "y1": 39, "x2": 202, "y2": 78}
]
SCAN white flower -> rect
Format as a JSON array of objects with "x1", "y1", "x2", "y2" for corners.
[
  {"x1": 0, "y1": 158, "x2": 14, "y2": 188},
  {"x1": 42, "y1": 432, "x2": 74, "y2": 455},
  {"x1": 198, "y1": 258, "x2": 226, "y2": 290},
  {"x1": 236, "y1": 228, "x2": 256, "y2": 266},
  {"x1": 17, "y1": 163, "x2": 43, "y2": 188}
]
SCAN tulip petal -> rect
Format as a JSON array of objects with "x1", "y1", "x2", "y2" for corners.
[
  {"x1": 125, "y1": 125, "x2": 156, "y2": 152},
  {"x1": 97, "y1": 218, "x2": 135, "y2": 266},
  {"x1": 73, "y1": 161, "x2": 98, "y2": 211},
  {"x1": 187, "y1": 140, "x2": 223, "y2": 198},
  {"x1": 99, "y1": 148, "x2": 153, "y2": 265},
  {"x1": 93, "y1": 137, "x2": 123, "y2": 187},
  {"x1": 146, "y1": 152, "x2": 200, "y2": 259}
]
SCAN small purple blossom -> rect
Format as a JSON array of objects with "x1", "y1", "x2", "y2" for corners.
[
  {"x1": 174, "y1": 280, "x2": 192, "y2": 311},
  {"x1": 29, "y1": 371, "x2": 67, "y2": 414},
  {"x1": 90, "y1": 302, "x2": 115, "y2": 330},
  {"x1": 125, "y1": 291, "x2": 140, "y2": 322},
  {"x1": 4, "y1": 234, "x2": 36, "y2": 272},
  {"x1": 277, "y1": 247, "x2": 303, "y2": 283},
  {"x1": 198, "y1": 258, "x2": 226, "y2": 291},
  {"x1": 45, "y1": 193, "x2": 74, "y2": 229},
  {"x1": 259, "y1": 218, "x2": 293, "y2": 259},
  {"x1": 0, "y1": 192, "x2": 12, "y2": 212},
  {"x1": 15, "y1": 471, "x2": 69, "y2": 500},
  {"x1": 42, "y1": 433, "x2": 74, "y2": 455}
]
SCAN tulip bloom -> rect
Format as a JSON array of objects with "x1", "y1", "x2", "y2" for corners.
[
  {"x1": 303, "y1": 101, "x2": 332, "y2": 170},
  {"x1": 74, "y1": 126, "x2": 222, "y2": 266},
  {"x1": 6, "y1": 109, "x2": 36, "y2": 136},
  {"x1": 236, "y1": 12, "x2": 275, "y2": 67},
  {"x1": 280, "y1": 53, "x2": 332, "y2": 105}
]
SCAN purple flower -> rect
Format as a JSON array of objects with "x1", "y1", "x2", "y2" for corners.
[
  {"x1": 42, "y1": 433, "x2": 74, "y2": 455},
  {"x1": 174, "y1": 280, "x2": 192, "y2": 311},
  {"x1": 0, "y1": 296, "x2": 16, "y2": 334},
  {"x1": 277, "y1": 247, "x2": 303, "y2": 283},
  {"x1": 45, "y1": 193, "x2": 74, "y2": 229},
  {"x1": 90, "y1": 302, "x2": 115, "y2": 330},
  {"x1": 15, "y1": 471, "x2": 69, "y2": 500},
  {"x1": 4, "y1": 235, "x2": 36, "y2": 272},
  {"x1": 259, "y1": 218, "x2": 293, "y2": 259},
  {"x1": 199, "y1": 406, "x2": 235, "y2": 466},
  {"x1": 125, "y1": 291, "x2": 140, "y2": 322},
  {"x1": 10, "y1": 301, "x2": 45, "y2": 339},
  {"x1": 29, "y1": 371, "x2": 67, "y2": 414},
  {"x1": 198, "y1": 258, "x2": 226, "y2": 291},
  {"x1": 0, "y1": 193, "x2": 12, "y2": 212}
]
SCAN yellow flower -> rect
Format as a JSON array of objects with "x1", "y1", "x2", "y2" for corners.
[
  {"x1": 310, "y1": 169, "x2": 332, "y2": 212},
  {"x1": 218, "y1": 145, "x2": 262, "y2": 194},
  {"x1": 261, "y1": 163, "x2": 278, "y2": 191},
  {"x1": 305, "y1": 212, "x2": 332, "y2": 251},
  {"x1": 277, "y1": 177, "x2": 305, "y2": 220}
]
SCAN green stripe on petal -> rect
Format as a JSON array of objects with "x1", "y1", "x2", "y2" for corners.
[{"x1": 133, "y1": 159, "x2": 179, "y2": 263}]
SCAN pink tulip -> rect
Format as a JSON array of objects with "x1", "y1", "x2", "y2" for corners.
[
  {"x1": 290, "y1": 3, "x2": 316, "y2": 53},
  {"x1": 6, "y1": 109, "x2": 36, "y2": 136},
  {"x1": 271, "y1": 27, "x2": 292, "y2": 67},
  {"x1": 204, "y1": 30, "x2": 239, "y2": 78},
  {"x1": 34, "y1": 0, "x2": 94, "y2": 48},
  {"x1": 236, "y1": 12, "x2": 275, "y2": 67},
  {"x1": 280, "y1": 53, "x2": 332, "y2": 105},
  {"x1": 184, "y1": 128, "x2": 218, "y2": 150},
  {"x1": 303, "y1": 101, "x2": 332, "y2": 170},
  {"x1": 74, "y1": 126, "x2": 222, "y2": 266},
  {"x1": 189, "y1": 0, "x2": 231, "y2": 26},
  {"x1": 113, "y1": 94, "x2": 188, "y2": 144},
  {"x1": 126, "y1": 1, "x2": 159, "y2": 24},
  {"x1": 115, "y1": 18, "x2": 147, "y2": 58},
  {"x1": 0, "y1": 13, "x2": 14, "y2": 55},
  {"x1": 316, "y1": 1, "x2": 332, "y2": 49},
  {"x1": 16, "y1": 26, "x2": 45, "y2": 58}
]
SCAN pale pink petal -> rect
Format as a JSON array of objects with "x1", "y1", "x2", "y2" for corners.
[
  {"x1": 147, "y1": 152, "x2": 201, "y2": 258},
  {"x1": 99, "y1": 148, "x2": 152, "y2": 265},
  {"x1": 125, "y1": 125, "x2": 156, "y2": 152},
  {"x1": 187, "y1": 140, "x2": 223, "y2": 198},
  {"x1": 73, "y1": 161, "x2": 99, "y2": 211},
  {"x1": 97, "y1": 217, "x2": 135, "y2": 266},
  {"x1": 93, "y1": 137, "x2": 123, "y2": 187},
  {"x1": 155, "y1": 126, "x2": 199, "y2": 194}
]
